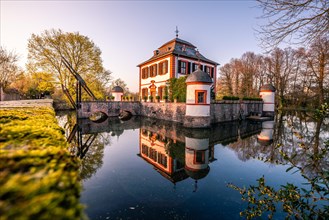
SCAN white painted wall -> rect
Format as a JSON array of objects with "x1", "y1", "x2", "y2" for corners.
[
  {"x1": 185, "y1": 137, "x2": 209, "y2": 150},
  {"x1": 186, "y1": 84, "x2": 211, "y2": 116},
  {"x1": 186, "y1": 84, "x2": 210, "y2": 104},
  {"x1": 260, "y1": 91, "x2": 275, "y2": 112},
  {"x1": 186, "y1": 105, "x2": 210, "y2": 116},
  {"x1": 140, "y1": 57, "x2": 171, "y2": 86},
  {"x1": 112, "y1": 92, "x2": 123, "y2": 101}
]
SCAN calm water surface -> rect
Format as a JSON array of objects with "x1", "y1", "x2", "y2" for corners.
[{"x1": 56, "y1": 112, "x2": 329, "y2": 219}]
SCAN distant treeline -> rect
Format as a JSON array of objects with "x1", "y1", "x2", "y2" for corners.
[{"x1": 217, "y1": 37, "x2": 329, "y2": 109}]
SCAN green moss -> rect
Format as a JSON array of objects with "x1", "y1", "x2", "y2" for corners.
[{"x1": 0, "y1": 107, "x2": 85, "y2": 220}]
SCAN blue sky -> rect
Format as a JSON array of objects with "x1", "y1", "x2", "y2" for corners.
[{"x1": 1, "y1": 0, "x2": 263, "y2": 92}]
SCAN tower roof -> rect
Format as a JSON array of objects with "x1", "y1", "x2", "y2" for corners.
[
  {"x1": 111, "y1": 85, "x2": 124, "y2": 93},
  {"x1": 186, "y1": 68, "x2": 213, "y2": 84},
  {"x1": 260, "y1": 84, "x2": 276, "y2": 92},
  {"x1": 185, "y1": 166, "x2": 210, "y2": 180},
  {"x1": 137, "y1": 37, "x2": 219, "y2": 67}
]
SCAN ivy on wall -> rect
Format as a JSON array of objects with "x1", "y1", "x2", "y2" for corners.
[{"x1": 168, "y1": 76, "x2": 187, "y2": 102}]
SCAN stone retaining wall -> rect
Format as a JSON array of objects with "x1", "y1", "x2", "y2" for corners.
[
  {"x1": 210, "y1": 100, "x2": 263, "y2": 123},
  {"x1": 140, "y1": 102, "x2": 186, "y2": 123},
  {"x1": 77, "y1": 100, "x2": 263, "y2": 125}
]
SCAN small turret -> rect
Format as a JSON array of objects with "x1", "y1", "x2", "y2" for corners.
[
  {"x1": 111, "y1": 86, "x2": 124, "y2": 101},
  {"x1": 184, "y1": 68, "x2": 212, "y2": 128},
  {"x1": 260, "y1": 84, "x2": 276, "y2": 118}
]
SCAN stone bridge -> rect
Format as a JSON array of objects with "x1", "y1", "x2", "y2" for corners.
[{"x1": 78, "y1": 101, "x2": 141, "y2": 118}]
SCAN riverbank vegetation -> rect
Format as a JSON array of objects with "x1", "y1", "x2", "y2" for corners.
[
  {"x1": 228, "y1": 105, "x2": 329, "y2": 219},
  {"x1": 0, "y1": 107, "x2": 84, "y2": 219}
]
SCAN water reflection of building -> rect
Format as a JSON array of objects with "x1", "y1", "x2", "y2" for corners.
[
  {"x1": 139, "y1": 129, "x2": 189, "y2": 183},
  {"x1": 138, "y1": 127, "x2": 217, "y2": 189},
  {"x1": 257, "y1": 120, "x2": 275, "y2": 146},
  {"x1": 185, "y1": 136, "x2": 216, "y2": 192}
]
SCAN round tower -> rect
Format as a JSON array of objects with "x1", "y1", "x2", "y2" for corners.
[
  {"x1": 260, "y1": 84, "x2": 276, "y2": 118},
  {"x1": 184, "y1": 136, "x2": 210, "y2": 192},
  {"x1": 184, "y1": 68, "x2": 212, "y2": 128},
  {"x1": 257, "y1": 120, "x2": 275, "y2": 146},
  {"x1": 111, "y1": 86, "x2": 124, "y2": 101}
]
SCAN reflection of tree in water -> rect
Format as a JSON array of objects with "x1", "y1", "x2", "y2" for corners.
[
  {"x1": 165, "y1": 139, "x2": 185, "y2": 165},
  {"x1": 227, "y1": 123, "x2": 283, "y2": 164},
  {"x1": 278, "y1": 113, "x2": 329, "y2": 179},
  {"x1": 56, "y1": 111, "x2": 77, "y2": 139},
  {"x1": 66, "y1": 122, "x2": 112, "y2": 181},
  {"x1": 229, "y1": 110, "x2": 329, "y2": 219},
  {"x1": 79, "y1": 133, "x2": 111, "y2": 181},
  {"x1": 226, "y1": 112, "x2": 329, "y2": 173}
]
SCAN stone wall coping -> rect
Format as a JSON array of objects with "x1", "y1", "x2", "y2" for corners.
[{"x1": 0, "y1": 99, "x2": 54, "y2": 108}]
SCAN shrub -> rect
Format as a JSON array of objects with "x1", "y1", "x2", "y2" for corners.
[
  {"x1": 242, "y1": 97, "x2": 263, "y2": 101},
  {"x1": 223, "y1": 96, "x2": 240, "y2": 100}
]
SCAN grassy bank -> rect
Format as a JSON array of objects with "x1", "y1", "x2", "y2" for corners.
[{"x1": 0, "y1": 107, "x2": 84, "y2": 219}]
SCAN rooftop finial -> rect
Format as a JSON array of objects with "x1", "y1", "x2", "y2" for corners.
[
  {"x1": 175, "y1": 26, "x2": 179, "y2": 38},
  {"x1": 196, "y1": 49, "x2": 201, "y2": 68}
]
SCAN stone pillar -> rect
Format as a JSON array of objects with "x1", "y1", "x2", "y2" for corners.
[{"x1": 260, "y1": 84, "x2": 276, "y2": 118}]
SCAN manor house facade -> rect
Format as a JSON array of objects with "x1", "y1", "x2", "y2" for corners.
[{"x1": 137, "y1": 36, "x2": 219, "y2": 101}]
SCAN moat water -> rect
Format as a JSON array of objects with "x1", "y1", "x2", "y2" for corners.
[{"x1": 57, "y1": 112, "x2": 329, "y2": 220}]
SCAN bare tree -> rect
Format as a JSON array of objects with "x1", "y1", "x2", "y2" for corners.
[
  {"x1": 218, "y1": 58, "x2": 244, "y2": 97},
  {"x1": 257, "y1": 0, "x2": 329, "y2": 48},
  {"x1": 109, "y1": 78, "x2": 130, "y2": 95},
  {"x1": 218, "y1": 54, "x2": 268, "y2": 99},
  {"x1": 0, "y1": 47, "x2": 21, "y2": 100},
  {"x1": 218, "y1": 63, "x2": 234, "y2": 96},
  {"x1": 306, "y1": 37, "x2": 329, "y2": 105},
  {"x1": 240, "y1": 52, "x2": 263, "y2": 97},
  {"x1": 265, "y1": 47, "x2": 296, "y2": 108},
  {"x1": 287, "y1": 47, "x2": 312, "y2": 106}
]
